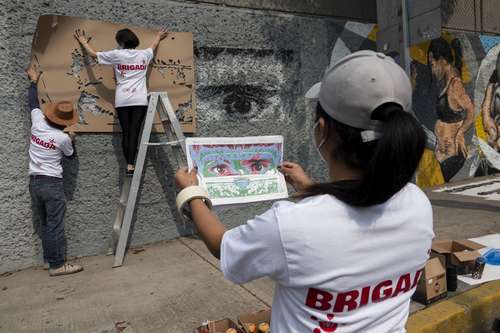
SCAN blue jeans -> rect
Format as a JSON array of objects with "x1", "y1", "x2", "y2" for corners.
[{"x1": 29, "y1": 176, "x2": 67, "y2": 269}]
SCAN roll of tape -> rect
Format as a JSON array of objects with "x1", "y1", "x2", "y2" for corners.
[{"x1": 176, "y1": 186, "x2": 213, "y2": 220}]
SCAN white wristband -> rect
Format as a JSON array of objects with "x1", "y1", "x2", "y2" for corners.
[{"x1": 176, "y1": 185, "x2": 213, "y2": 220}]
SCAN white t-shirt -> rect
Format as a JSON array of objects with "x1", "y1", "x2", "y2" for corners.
[
  {"x1": 97, "y1": 48, "x2": 154, "y2": 107},
  {"x1": 221, "y1": 184, "x2": 434, "y2": 333},
  {"x1": 29, "y1": 108, "x2": 74, "y2": 178}
]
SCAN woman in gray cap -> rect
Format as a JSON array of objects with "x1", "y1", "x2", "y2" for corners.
[{"x1": 175, "y1": 50, "x2": 432, "y2": 333}]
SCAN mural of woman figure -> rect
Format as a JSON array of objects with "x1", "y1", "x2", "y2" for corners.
[
  {"x1": 427, "y1": 37, "x2": 475, "y2": 182},
  {"x1": 480, "y1": 51, "x2": 500, "y2": 151}
]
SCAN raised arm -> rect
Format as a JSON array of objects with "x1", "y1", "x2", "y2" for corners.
[
  {"x1": 482, "y1": 81, "x2": 498, "y2": 143},
  {"x1": 149, "y1": 28, "x2": 169, "y2": 51},
  {"x1": 74, "y1": 29, "x2": 97, "y2": 58},
  {"x1": 26, "y1": 64, "x2": 41, "y2": 111}
]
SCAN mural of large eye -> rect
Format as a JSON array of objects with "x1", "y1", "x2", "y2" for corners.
[
  {"x1": 198, "y1": 84, "x2": 277, "y2": 118},
  {"x1": 195, "y1": 46, "x2": 297, "y2": 122},
  {"x1": 222, "y1": 85, "x2": 271, "y2": 114}
]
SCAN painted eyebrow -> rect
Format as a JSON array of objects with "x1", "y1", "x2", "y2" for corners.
[{"x1": 198, "y1": 64, "x2": 282, "y2": 85}]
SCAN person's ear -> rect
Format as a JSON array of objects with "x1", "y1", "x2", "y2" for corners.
[{"x1": 317, "y1": 117, "x2": 328, "y2": 142}]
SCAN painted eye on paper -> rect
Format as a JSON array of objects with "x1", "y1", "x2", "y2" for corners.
[
  {"x1": 207, "y1": 161, "x2": 235, "y2": 176},
  {"x1": 241, "y1": 158, "x2": 272, "y2": 174}
]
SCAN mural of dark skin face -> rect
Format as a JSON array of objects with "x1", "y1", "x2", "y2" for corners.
[
  {"x1": 428, "y1": 48, "x2": 475, "y2": 181},
  {"x1": 481, "y1": 54, "x2": 500, "y2": 151}
]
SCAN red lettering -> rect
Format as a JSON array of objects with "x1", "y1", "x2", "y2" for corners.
[
  {"x1": 333, "y1": 290, "x2": 359, "y2": 312},
  {"x1": 359, "y1": 286, "x2": 370, "y2": 307},
  {"x1": 141, "y1": 65, "x2": 146, "y2": 70},
  {"x1": 411, "y1": 269, "x2": 423, "y2": 289},
  {"x1": 372, "y1": 280, "x2": 393, "y2": 302},
  {"x1": 305, "y1": 288, "x2": 333, "y2": 311},
  {"x1": 392, "y1": 273, "x2": 411, "y2": 297},
  {"x1": 43, "y1": 142, "x2": 50, "y2": 148}
]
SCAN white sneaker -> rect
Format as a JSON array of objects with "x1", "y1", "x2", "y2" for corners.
[{"x1": 49, "y1": 263, "x2": 83, "y2": 276}]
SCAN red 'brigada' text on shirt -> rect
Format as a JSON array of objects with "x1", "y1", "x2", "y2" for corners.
[
  {"x1": 305, "y1": 269, "x2": 423, "y2": 313},
  {"x1": 31, "y1": 135, "x2": 56, "y2": 150},
  {"x1": 117, "y1": 64, "x2": 147, "y2": 71}
]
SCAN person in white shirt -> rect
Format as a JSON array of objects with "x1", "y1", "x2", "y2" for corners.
[
  {"x1": 74, "y1": 27, "x2": 168, "y2": 175},
  {"x1": 175, "y1": 51, "x2": 434, "y2": 332},
  {"x1": 26, "y1": 64, "x2": 83, "y2": 277}
]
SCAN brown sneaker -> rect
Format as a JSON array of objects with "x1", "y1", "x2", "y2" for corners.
[{"x1": 49, "y1": 263, "x2": 83, "y2": 276}]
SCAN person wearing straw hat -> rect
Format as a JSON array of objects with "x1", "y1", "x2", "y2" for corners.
[
  {"x1": 175, "y1": 51, "x2": 433, "y2": 332},
  {"x1": 26, "y1": 64, "x2": 83, "y2": 277}
]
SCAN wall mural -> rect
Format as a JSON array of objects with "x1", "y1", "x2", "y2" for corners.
[
  {"x1": 195, "y1": 46, "x2": 298, "y2": 124},
  {"x1": 327, "y1": 23, "x2": 500, "y2": 187},
  {"x1": 413, "y1": 33, "x2": 500, "y2": 187}
]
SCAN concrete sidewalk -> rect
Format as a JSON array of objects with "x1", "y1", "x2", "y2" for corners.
[
  {"x1": 0, "y1": 238, "x2": 272, "y2": 333},
  {"x1": 0, "y1": 236, "x2": 433, "y2": 333},
  {"x1": 1, "y1": 176, "x2": 499, "y2": 333}
]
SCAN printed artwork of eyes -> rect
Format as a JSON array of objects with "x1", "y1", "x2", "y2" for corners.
[
  {"x1": 241, "y1": 158, "x2": 272, "y2": 174},
  {"x1": 207, "y1": 160, "x2": 236, "y2": 176},
  {"x1": 205, "y1": 157, "x2": 274, "y2": 176}
]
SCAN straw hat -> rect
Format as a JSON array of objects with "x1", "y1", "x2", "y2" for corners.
[{"x1": 43, "y1": 101, "x2": 78, "y2": 127}]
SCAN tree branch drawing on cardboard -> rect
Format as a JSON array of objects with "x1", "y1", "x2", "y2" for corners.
[
  {"x1": 31, "y1": 15, "x2": 196, "y2": 133},
  {"x1": 186, "y1": 136, "x2": 288, "y2": 206}
]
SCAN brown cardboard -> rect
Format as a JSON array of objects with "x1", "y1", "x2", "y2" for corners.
[
  {"x1": 431, "y1": 239, "x2": 484, "y2": 268},
  {"x1": 413, "y1": 257, "x2": 447, "y2": 305},
  {"x1": 31, "y1": 15, "x2": 195, "y2": 133},
  {"x1": 237, "y1": 309, "x2": 271, "y2": 333},
  {"x1": 195, "y1": 318, "x2": 244, "y2": 333}
]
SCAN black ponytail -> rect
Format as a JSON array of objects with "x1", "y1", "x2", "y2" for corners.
[{"x1": 300, "y1": 103, "x2": 426, "y2": 207}]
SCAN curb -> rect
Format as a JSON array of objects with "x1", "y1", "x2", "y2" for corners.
[{"x1": 407, "y1": 280, "x2": 500, "y2": 333}]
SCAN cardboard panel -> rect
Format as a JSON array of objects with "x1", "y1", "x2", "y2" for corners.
[
  {"x1": 31, "y1": 15, "x2": 195, "y2": 133},
  {"x1": 414, "y1": 257, "x2": 447, "y2": 304}
]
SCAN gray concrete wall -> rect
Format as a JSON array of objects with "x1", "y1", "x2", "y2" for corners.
[
  {"x1": 0, "y1": 0, "x2": 368, "y2": 273},
  {"x1": 192, "y1": 0, "x2": 377, "y2": 21}
]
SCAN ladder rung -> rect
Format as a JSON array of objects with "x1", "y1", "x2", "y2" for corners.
[{"x1": 144, "y1": 140, "x2": 183, "y2": 146}]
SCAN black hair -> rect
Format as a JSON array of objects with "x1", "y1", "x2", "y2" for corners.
[
  {"x1": 300, "y1": 102, "x2": 426, "y2": 207},
  {"x1": 115, "y1": 28, "x2": 140, "y2": 49},
  {"x1": 428, "y1": 37, "x2": 463, "y2": 75}
]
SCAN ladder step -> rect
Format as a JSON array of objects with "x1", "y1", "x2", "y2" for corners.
[{"x1": 144, "y1": 139, "x2": 184, "y2": 146}]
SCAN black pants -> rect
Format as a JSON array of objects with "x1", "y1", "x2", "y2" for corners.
[{"x1": 116, "y1": 105, "x2": 147, "y2": 165}]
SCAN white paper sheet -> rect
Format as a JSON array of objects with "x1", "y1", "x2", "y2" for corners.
[
  {"x1": 185, "y1": 136, "x2": 288, "y2": 206},
  {"x1": 457, "y1": 234, "x2": 500, "y2": 285}
]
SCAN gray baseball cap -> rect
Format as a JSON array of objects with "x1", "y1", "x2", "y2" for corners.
[{"x1": 306, "y1": 50, "x2": 412, "y2": 140}]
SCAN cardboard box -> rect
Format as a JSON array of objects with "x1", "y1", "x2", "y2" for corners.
[
  {"x1": 432, "y1": 239, "x2": 484, "y2": 274},
  {"x1": 413, "y1": 257, "x2": 447, "y2": 304},
  {"x1": 194, "y1": 318, "x2": 244, "y2": 333},
  {"x1": 237, "y1": 309, "x2": 271, "y2": 333}
]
